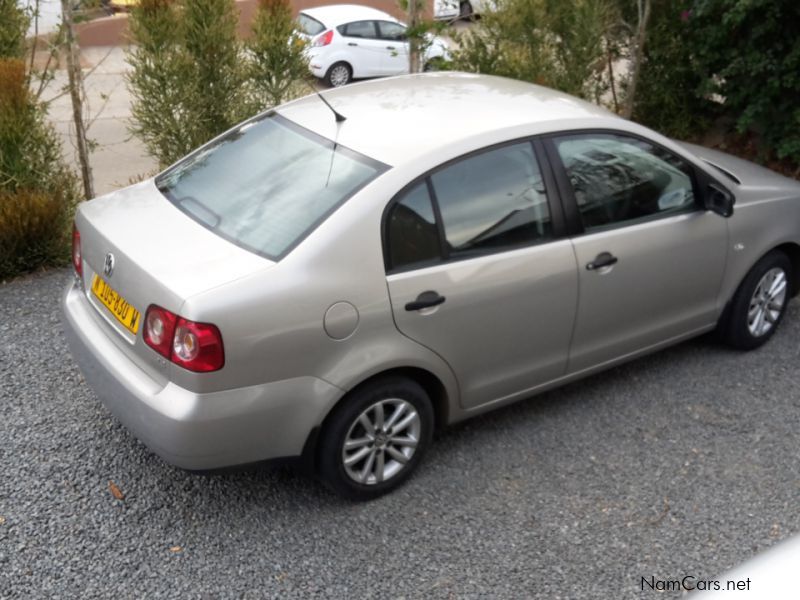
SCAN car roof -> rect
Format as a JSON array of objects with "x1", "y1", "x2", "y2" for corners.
[
  {"x1": 276, "y1": 72, "x2": 622, "y2": 167},
  {"x1": 299, "y1": 4, "x2": 400, "y2": 28}
]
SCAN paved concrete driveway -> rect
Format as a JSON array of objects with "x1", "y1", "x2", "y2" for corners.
[{"x1": 1, "y1": 269, "x2": 799, "y2": 598}]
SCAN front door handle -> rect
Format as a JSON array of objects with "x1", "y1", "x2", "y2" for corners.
[
  {"x1": 385, "y1": 45, "x2": 396, "y2": 50},
  {"x1": 348, "y1": 42, "x2": 358, "y2": 46},
  {"x1": 405, "y1": 291, "x2": 446, "y2": 311},
  {"x1": 586, "y1": 252, "x2": 618, "y2": 271}
]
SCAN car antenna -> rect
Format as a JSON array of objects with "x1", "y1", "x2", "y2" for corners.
[{"x1": 306, "y1": 80, "x2": 347, "y2": 122}]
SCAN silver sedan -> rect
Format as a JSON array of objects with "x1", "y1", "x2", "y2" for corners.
[{"x1": 62, "y1": 73, "x2": 800, "y2": 499}]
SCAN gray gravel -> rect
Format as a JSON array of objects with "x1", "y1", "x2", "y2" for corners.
[{"x1": 1, "y1": 268, "x2": 799, "y2": 599}]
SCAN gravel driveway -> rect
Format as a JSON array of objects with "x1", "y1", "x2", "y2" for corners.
[{"x1": 2, "y1": 269, "x2": 799, "y2": 598}]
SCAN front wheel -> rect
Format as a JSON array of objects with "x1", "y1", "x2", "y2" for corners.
[
  {"x1": 317, "y1": 377, "x2": 434, "y2": 500},
  {"x1": 719, "y1": 250, "x2": 792, "y2": 350},
  {"x1": 324, "y1": 62, "x2": 352, "y2": 87}
]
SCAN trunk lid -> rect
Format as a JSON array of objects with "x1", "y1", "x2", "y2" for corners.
[{"x1": 75, "y1": 179, "x2": 273, "y2": 374}]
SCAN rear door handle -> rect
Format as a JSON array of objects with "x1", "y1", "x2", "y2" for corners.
[
  {"x1": 348, "y1": 42, "x2": 358, "y2": 46},
  {"x1": 405, "y1": 291, "x2": 446, "y2": 311},
  {"x1": 386, "y1": 45, "x2": 396, "y2": 50},
  {"x1": 586, "y1": 252, "x2": 618, "y2": 271}
]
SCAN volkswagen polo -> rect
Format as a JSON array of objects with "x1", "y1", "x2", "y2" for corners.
[{"x1": 62, "y1": 73, "x2": 800, "y2": 499}]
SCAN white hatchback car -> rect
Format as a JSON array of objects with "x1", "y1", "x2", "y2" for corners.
[{"x1": 297, "y1": 4, "x2": 450, "y2": 87}]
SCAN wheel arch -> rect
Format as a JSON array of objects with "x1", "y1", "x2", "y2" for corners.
[
  {"x1": 301, "y1": 366, "x2": 451, "y2": 472},
  {"x1": 774, "y1": 241, "x2": 800, "y2": 297}
]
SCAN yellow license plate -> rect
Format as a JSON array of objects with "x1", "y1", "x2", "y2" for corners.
[{"x1": 91, "y1": 274, "x2": 141, "y2": 334}]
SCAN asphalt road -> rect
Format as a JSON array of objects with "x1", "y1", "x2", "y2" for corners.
[{"x1": 2, "y1": 269, "x2": 799, "y2": 598}]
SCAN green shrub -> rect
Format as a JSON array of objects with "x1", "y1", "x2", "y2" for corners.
[
  {"x1": 0, "y1": 59, "x2": 79, "y2": 280},
  {"x1": 690, "y1": 0, "x2": 800, "y2": 163},
  {"x1": 630, "y1": 0, "x2": 711, "y2": 139},
  {"x1": 246, "y1": 0, "x2": 309, "y2": 110},
  {"x1": 452, "y1": 0, "x2": 616, "y2": 100},
  {"x1": 127, "y1": 0, "x2": 247, "y2": 167}
]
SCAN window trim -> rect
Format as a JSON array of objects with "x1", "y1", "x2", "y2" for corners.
[
  {"x1": 382, "y1": 136, "x2": 568, "y2": 274},
  {"x1": 542, "y1": 128, "x2": 727, "y2": 237}
]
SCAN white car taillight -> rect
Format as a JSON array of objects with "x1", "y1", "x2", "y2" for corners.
[{"x1": 312, "y1": 29, "x2": 334, "y2": 47}]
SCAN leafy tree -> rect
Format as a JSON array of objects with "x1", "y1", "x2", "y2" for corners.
[{"x1": 247, "y1": 0, "x2": 309, "y2": 110}]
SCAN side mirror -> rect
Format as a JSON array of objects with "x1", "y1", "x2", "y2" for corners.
[{"x1": 706, "y1": 183, "x2": 735, "y2": 218}]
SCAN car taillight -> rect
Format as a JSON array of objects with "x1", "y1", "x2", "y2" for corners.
[
  {"x1": 143, "y1": 305, "x2": 224, "y2": 372},
  {"x1": 313, "y1": 29, "x2": 333, "y2": 47},
  {"x1": 72, "y1": 225, "x2": 82, "y2": 277},
  {"x1": 172, "y1": 319, "x2": 225, "y2": 372}
]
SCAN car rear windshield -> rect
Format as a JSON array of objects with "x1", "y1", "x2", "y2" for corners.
[
  {"x1": 297, "y1": 13, "x2": 325, "y2": 36},
  {"x1": 156, "y1": 113, "x2": 386, "y2": 260}
]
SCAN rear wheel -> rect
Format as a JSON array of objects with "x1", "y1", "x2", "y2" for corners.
[
  {"x1": 324, "y1": 62, "x2": 352, "y2": 87},
  {"x1": 459, "y1": 0, "x2": 473, "y2": 19},
  {"x1": 317, "y1": 377, "x2": 434, "y2": 500},
  {"x1": 719, "y1": 250, "x2": 792, "y2": 350}
]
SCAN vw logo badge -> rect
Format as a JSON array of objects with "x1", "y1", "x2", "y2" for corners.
[{"x1": 103, "y1": 252, "x2": 115, "y2": 277}]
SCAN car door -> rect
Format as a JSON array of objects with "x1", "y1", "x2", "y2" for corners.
[
  {"x1": 375, "y1": 21, "x2": 409, "y2": 75},
  {"x1": 338, "y1": 21, "x2": 384, "y2": 77},
  {"x1": 385, "y1": 141, "x2": 579, "y2": 410},
  {"x1": 545, "y1": 132, "x2": 728, "y2": 374}
]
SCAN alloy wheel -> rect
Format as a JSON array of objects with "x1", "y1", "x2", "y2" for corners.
[
  {"x1": 341, "y1": 398, "x2": 421, "y2": 485},
  {"x1": 747, "y1": 267, "x2": 787, "y2": 337}
]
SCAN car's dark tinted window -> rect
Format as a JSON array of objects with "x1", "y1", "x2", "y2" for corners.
[
  {"x1": 554, "y1": 134, "x2": 696, "y2": 231},
  {"x1": 157, "y1": 114, "x2": 385, "y2": 260},
  {"x1": 387, "y1": 182, "x2": 440, "y2": 271},
  {"x1": 296, "y1": 13, "x2": 325, "y2": 36},
  {"x1": 339, "y1": 20, "x2": 377, "y2": 38},
  {"x1": 430, "y1": 142, "x2": 551, "y2": 256},
  {"x1": 377, "y1": 21, "x2": 406, "y2": 41}
]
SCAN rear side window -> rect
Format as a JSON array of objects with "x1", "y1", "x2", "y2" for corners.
[
  {"x1": 157, "y1": 114, "x2": 385, "y2": 260},
  {"x1": 430, "y1": 142, "x2": 552, "y2": 256},
  {"x1": 338, "y1": 21, "x2": 378, "y2": 38},
  {"x1": 387, "y1": 182, "x2": 440, "y2": 271},
  {"x1": 297, "y1": 13, "x2": 325, "y2": 36}
]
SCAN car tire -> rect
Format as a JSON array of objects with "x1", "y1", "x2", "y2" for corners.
[
  {"x1": 719, "y1": 250, "x2": 793, "y2": 350},
  {"x1": 324, "y1": 62, "x2": 352, "y2": 88},
  {"x1": 459, "y1": 0, "x2": 473, "y2": 19},
  {"x1": 317, "y1": 376, "x2": 434, "y2": 500}
]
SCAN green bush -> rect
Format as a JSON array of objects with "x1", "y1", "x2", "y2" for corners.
[
  {"x1": 127, "y1": 0, "x2": 247, "y2": 167},
  {"x1": 689, "y1": 0, "x2": 800, "y2": 163},
  {"x1": 246, "y1": 0, "x2": 309, "y2": 109},
  {"x1": 452, "y1": 0, "x2": 616, "y2": 100},
  {"x1": 0, "y1": 59, "x2": 80, "y2": 279},
  {"x1": 630, "y1": 0, "x2": 710, "y2": 139}
]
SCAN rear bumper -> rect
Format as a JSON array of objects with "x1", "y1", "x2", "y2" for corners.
[{"x1": 61, "y1": 280, "x2": 342, "y2": 470}]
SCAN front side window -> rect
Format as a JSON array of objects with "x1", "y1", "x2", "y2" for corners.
[
  {"x1": 157, "y1": 114, "x2": 385, "y2": 260},
  {"x1": 553, "y1": 133, "x2": 696, "y2": 231},
  {"x1": 377, "y1": 21, "x2": 406, "y2": 41},
  {"x1": 430, "y1": 142, "x2": 552, "y2": 256},
  {"x1": 339, "y1": 21, "x2": 378, "y2": 38}
]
